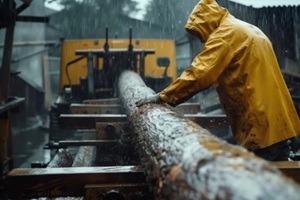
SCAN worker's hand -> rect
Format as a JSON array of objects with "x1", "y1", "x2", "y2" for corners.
[{"x1": 135, "y1": 93, "x2": 161, "y2": 107}]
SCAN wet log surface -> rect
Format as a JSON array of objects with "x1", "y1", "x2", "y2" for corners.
[
  {"x1": 47, "y1": 149, "x2": 73, "y2": 168},
  {"x1": 118, "y1": 70, "x2": 300, "y2": 200},
  {"x1": 72, "y1": 131, "x2": 96, "y2": 167}
]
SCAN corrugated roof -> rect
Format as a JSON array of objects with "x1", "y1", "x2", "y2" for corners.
[{"x1": 228, "y1": 0, "x2": 300, "y2": 8}]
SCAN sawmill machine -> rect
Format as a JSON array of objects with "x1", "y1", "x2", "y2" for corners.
[
  {"x1": 2, "y1": 1, "x2": 300, "y2": 199},
  {"x1": 47, "y1": 27, "x2": 178, "y2": 147}
]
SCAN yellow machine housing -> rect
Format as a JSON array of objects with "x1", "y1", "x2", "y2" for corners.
[{"x1": 59, "y1": 38, "x2": 177, "y2": 99}]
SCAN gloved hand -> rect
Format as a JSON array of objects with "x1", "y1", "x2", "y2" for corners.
[{"x1": 135, "y1": 93, "x2": 161, "y2": 107}]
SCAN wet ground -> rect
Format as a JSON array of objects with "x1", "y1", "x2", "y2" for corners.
[{"x1": 11, "y1": 116, "x2": 50, "y2": 168}]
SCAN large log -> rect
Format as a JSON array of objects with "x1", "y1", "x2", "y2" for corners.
[{"x1": 118, "y1": 70, "x2": 300, "y2": 200}]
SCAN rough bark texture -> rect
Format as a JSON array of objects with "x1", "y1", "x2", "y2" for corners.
[
  {"x1": 118, "y1": 70, "x2": 300, "y2": 200},
  {"x1": 72, "y1": 132, "x2": 96, "y2": 167},
  {"x1": 47, "y1": 149, "x2": 73, "y2": 168}
]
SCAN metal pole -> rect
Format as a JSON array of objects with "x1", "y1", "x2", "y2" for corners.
[
  {"x1": 0, "y1": 26, "x2": 15, "y2": 103},
  {"x1": 0, "y1": 16, "x2": 15, "y2": 178},
  {"x1": 87, "y1": 51, "x2": 94, "y2": 98}
]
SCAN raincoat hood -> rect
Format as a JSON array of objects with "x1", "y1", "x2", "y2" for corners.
[{"x1": 185, "y1": 0, "x2": 228, "y2": 42}]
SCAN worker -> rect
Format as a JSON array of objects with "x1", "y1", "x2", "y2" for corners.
[{"x1": 136, "y1": 0, "x2": 300, "y2": 161}]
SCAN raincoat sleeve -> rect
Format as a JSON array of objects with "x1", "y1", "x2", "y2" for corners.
[{"x1": 160, "y1": 38, "x2": 233, "y2": 106}]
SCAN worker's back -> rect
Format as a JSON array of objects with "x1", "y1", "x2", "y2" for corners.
[{"x1": 214, "y1": 12, "x2": 300, "y2": 151}]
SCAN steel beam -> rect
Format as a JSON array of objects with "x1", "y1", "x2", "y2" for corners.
[{"x1": 118, "y1": 70, "x2": 300, "y2": 200}]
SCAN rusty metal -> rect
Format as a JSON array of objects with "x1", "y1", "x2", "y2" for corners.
[
  {"x1": 70, "y1": 103, "x2": 124, "y2": 114},
  {"x1": 4, "y1": 166, "x2": 146, "y2": 199},
  {"x1": 118, "y1": 70, "x2": 300, "y2": 200}
]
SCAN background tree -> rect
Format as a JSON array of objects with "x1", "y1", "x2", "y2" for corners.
[{"x1": 48, "y1": 0, "x2": 139, "y2": 39}]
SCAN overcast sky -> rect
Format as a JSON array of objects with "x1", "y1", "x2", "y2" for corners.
[{"x1": 44, "y1": 0, "x2": 150, "y2": 20}]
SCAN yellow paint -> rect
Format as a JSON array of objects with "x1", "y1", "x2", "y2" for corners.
[{"x1": 59, "y1": 39, "x2": 177, "y2": 94}]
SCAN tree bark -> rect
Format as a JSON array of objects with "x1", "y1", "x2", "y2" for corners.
[
  {"x1": 47, "y1": 149, "x2": 73, "y2": 168},
  {"x1": 118, "y1": 70, "x2": 300, "y2": 200},
  {"x1": 72, "y1": 131, "x2": 96, "y2": 167}
]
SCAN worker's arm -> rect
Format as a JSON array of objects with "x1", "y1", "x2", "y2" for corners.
[
  {"x1": 159, "y1": 37, "x2": 233, "y2": 106},
  {"x1": 135, "y1": 37, "x2": 233, "y2": 107}
]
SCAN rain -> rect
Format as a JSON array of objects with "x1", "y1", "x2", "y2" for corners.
[{"x1": 0, "y1": 0, "x2": 300, "y2": 199}]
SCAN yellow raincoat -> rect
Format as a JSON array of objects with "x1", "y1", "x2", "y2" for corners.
[{"x1": 160, "y1": 0, "x2": 300, "y2": 151}]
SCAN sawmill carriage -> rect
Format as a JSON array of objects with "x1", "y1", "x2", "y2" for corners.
[
  {"x1": 47, "y1": 27, "x2": 178, "y2": 149},
  {"x1": 21, "y1": 27, "x2": 300, "y2": 199}
]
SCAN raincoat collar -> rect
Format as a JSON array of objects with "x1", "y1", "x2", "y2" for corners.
[{"x1": 185, "y1": 0, "x2": 228, "y2": 42}]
